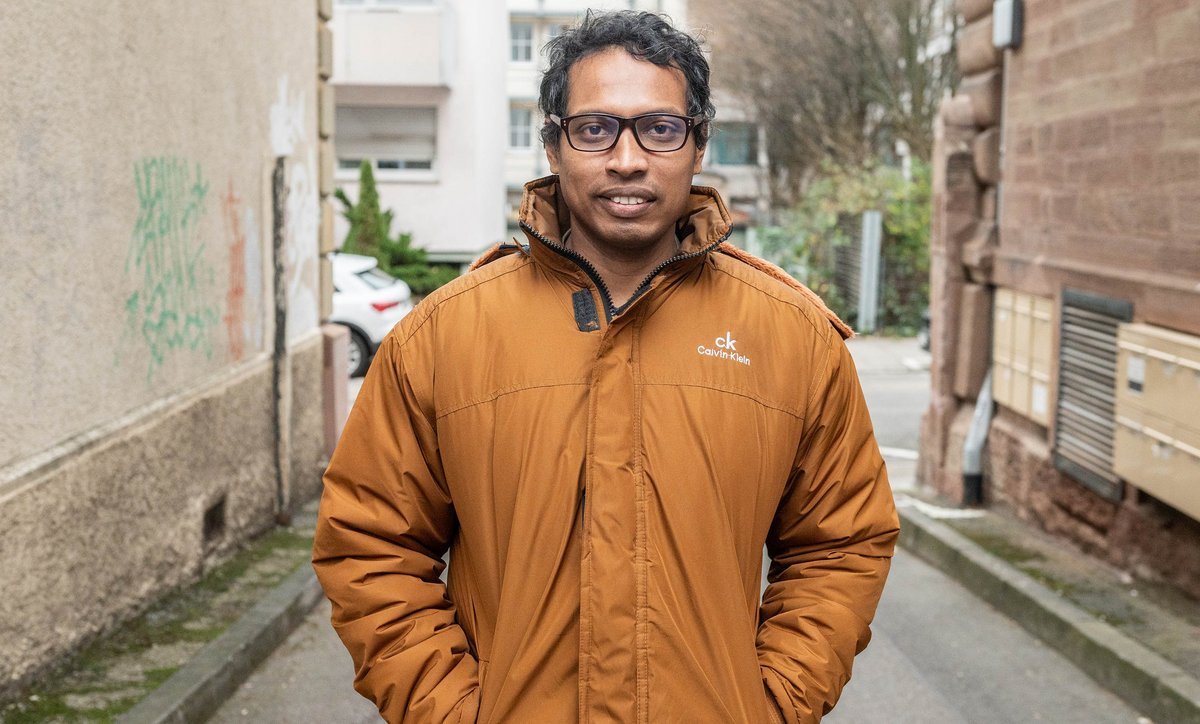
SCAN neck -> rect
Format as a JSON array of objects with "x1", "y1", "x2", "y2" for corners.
[{"x1": 565, "y1": 229, "x2": 679, "y2": 308}]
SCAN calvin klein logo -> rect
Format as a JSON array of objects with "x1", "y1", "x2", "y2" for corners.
[{"x1": 697, "y1": 331, "x2": 751, "y2": 366}]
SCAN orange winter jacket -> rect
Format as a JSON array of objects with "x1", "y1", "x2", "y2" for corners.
[{"x1": 313, "y1": 177, "x2": 899, "y2": 724}]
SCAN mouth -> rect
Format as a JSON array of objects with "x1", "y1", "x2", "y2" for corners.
[{"x1": 598, "y1": 189, "x2": 656, "y2": 217}]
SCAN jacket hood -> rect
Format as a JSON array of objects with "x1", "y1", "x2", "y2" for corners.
[
  {"x1": 516, "y1": 175, "x2": 735, "y2": 256},
  {"x1": 471, "y1": 176, "x2": 853, "y2": 339}
]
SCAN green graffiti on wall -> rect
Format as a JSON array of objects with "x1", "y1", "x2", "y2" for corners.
[{"x1": 124, "y1": 156, "x2": 219, "y2": 380}]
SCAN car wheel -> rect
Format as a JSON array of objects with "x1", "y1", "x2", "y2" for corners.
[{"x1": 347, "y1": 330, "x2": 370, "y2": 378}]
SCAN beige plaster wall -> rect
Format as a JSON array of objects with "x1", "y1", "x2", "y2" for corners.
[
  {"x1": 0, "y1": 2, "x2": 321, "y2": 469},
  {"x1": 0, "y1": 1, "x2": 327, "y2": 690}
]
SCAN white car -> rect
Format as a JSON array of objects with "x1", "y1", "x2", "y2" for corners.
[{"x1": 330, "y1": 253, "x2": 414, "y2": 377}]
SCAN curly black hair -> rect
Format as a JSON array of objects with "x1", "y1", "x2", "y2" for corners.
[{"x1": 538, "y1": 10, "x2": 714, "y2": 150}]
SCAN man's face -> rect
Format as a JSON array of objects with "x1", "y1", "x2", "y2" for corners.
[{"x1": 546, "y1": 47, "x2": 705, "y2": 256}]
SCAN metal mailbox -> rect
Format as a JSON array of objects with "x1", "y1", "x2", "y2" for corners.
[
  {"x1": 992, "y1": 289, "x2": 1053, "y2": 426},
  {"x1": 1114, "y1": 323, "x2": 1200, "y2": 520}
]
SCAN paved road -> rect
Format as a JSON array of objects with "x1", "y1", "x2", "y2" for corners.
[
  {"x1": 827, "y1": 550, "x2": 1144, "y2": 723},
  {"x1": 209, "y1": 337, "x2": 1148, "y2": 723}
]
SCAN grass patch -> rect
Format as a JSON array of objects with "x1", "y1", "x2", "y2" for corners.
[
  {"x1": 951, "y1": 527, "x2": 1045, "y2": 566},
  {"x1": 1020, "y1": 566, "x2": 1078, "y2": 597}
]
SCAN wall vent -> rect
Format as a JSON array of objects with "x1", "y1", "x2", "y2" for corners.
[
  {"x1": 203, "y1": 495, "x2": 227, "y2": 547},
  {"x1": 1053, "y1": 289, "x2": 1132, "y2": 501}
]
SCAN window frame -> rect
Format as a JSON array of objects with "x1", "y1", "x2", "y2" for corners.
[
  {"x1": 710, "y1": 122, "x2": 760, "y2": 167},
  {"x1": 334, "y1": 105, "x2": 439, "y2": 182},
  {"x1": 510, "y1": 22, "x2": 534, "y2": 63},
  {"x1": 509, "y1": 106, "x2": 534, "y2": 150}
]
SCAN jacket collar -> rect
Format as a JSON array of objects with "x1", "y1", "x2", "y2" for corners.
[{"x1": 516, "y1": 175, "x2": 734, "y2": 281}]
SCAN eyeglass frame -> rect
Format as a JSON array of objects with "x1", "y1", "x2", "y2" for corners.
[{"x1": 548, "y1": 112, "x2": 704, "y2": 153}]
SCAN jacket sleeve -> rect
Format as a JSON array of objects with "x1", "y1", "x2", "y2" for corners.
[
  {"x1": 757, "y1": 332, "x2": 899, "y2": 724},
  {"x1": 312, "y1": 330, "x2": 479, "y2": 724}
]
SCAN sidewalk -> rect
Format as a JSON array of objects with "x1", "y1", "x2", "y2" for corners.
[
  {"x1": 894, "y1": 485, "x2": 1200, "y2": 724},
  {"x1": 3, "y1": 347, "x2": 1197, "y2": 722},
  {"x1": 108, "y1": 460, "x2": 1195, "y2": 724}
]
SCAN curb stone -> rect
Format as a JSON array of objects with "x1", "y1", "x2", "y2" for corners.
[
  {"x1": 117, "y1": 563, "x2": 323, "y2": 724},
  {"x1": 896, "y1": 498, "x2": 1200, "y2": 724}
]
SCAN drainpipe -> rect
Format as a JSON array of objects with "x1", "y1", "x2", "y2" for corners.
[
  {"x1": 271, "y1": 156, "x2": 292, "y2": 525},
  {"x1": 961, "y1": 5, "x2": 1014, "y2": 507},
  {"x1": 962, "y1": 368, "x2": 994, "y2": 506}
]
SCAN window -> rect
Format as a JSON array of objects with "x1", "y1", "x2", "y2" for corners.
[
  {"x1": 337, "y1": 0, "x2": 435, "y2": 6},
  {"x1": 336, "y1": 106, "x2": 437, "y2": 173},
  {"x1": 357, "y1": 267, "x2": 398, "y2": 290},
  {"x1": 510, "y1": 107, "x2": 533, "y2": 149},
  {"x1": 711, "y1": 122, "x2": 759, "y2": 166},
  {"x1": 545, "y1": 22, "x2": 569, "y2": 44},
  {"x1": 511, "y1": 23, "x2": 533, "y2": 62},
  {"x1": 540, "y1": 23, "x2": 570, "y2": 67}
]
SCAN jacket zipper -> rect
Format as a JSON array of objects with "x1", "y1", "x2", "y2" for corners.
[
  {"x1": 520, "y1": 221, "x2": 617, "y2": 320},
  {"x1": 521, "y1": 221, "x2": 733, "y2": 321},
  {"x1": 610, "y1": 228, "x2": 734, "y2": 317}
]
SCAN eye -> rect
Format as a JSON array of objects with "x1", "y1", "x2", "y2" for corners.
[
  {"x1": 642, "y1": 117, "x2": 685, "y2": 138},
  {"x1": 580, "y1": 124, "x2": 609, "y2": 137}
]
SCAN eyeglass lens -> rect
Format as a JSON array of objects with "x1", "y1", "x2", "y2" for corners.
[{"x1": 566, "y1": 114, "x2": 690, "y2": 152}]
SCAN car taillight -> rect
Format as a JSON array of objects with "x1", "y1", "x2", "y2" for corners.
[{"x1": 371, "y1": 300, "x2": 401, "y2": 312}]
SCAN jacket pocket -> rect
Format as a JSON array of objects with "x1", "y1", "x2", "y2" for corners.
[{"x1": 475, "y1": 659, "x2": 490, "y2": 722}]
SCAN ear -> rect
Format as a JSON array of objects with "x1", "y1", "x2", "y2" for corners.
[
  {"x1": 546, "y1": 138, "x2": 561, "y2": 174},
  {"x1": 691, "y1": 122, "x2": 710, "y2": 174},
  {"x1": 691, "y1": 141, "x2": 706, "y2": 175}
]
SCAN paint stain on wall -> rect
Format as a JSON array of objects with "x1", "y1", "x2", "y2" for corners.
[
  {"x1": 221, "y1": 180, "x2": 265, "y2": 361},
  {"x1": 242, "y1": 206, "x2": 264, "y2": 353},
  {"x1": 124, "y1": 156, "x2": 219, "y2": 380},
  {"x1": 270, "y1": 75, "x2": 320, "y2": 342},
  {"x1": 222, "y1": 181, "x2": 247, "y2": 361}
]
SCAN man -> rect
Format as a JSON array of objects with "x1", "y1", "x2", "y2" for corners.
[{"x1": 314, "y1": 11, "x2": 898, "y2": 723}]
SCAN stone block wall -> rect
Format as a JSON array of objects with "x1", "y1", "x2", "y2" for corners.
[
  {"x1": 918, "y1": 0, "x2": 1001, "y2": 503},
  {"x1": 919, "y1": 0, "x2": 1200, "y2": 599}
]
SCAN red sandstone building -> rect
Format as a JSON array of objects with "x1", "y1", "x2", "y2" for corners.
[{"x1": 920, "y1": 0, "x2": 1200, "y2": 598}]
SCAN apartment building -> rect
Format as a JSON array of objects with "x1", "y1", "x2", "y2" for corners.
[
  {"x1": 330, "y1": 0, "x2": 508, "y2": 265},
  {"x1": 330, "y1": 0, "x2": 768, "y2": 263}
]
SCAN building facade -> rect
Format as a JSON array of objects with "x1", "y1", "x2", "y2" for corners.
[
  {"x1": 330, "y1": 0, "x2": 508, "y2": 265},
  {"x1": 330, "y1": 0, "x2": 769, "y2": 263},
  {"x1": 921, "y1": 0, "x2": 1200, "y2": 598},
  {"x1": 0, "y1": 1, "x2": 335, "y2": 692}
]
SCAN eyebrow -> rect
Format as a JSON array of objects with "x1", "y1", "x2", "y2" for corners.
[{"x1": 569, "y1": 109, "x2": 688, "y2": 116}]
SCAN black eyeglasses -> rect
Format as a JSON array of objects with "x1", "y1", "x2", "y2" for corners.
[{"x1": 550, "y1": 112, "x2": 701, "y2": 153}]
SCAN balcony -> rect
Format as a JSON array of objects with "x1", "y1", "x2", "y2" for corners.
[{"x1": 333, "y1": 4, "x2": 450, "y2": 88}]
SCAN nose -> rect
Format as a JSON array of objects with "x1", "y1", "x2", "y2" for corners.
[{"x1": 605, "y1": 124, "x2": 649, "y2": 176}]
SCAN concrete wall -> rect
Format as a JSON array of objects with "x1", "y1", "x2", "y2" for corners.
[
  {"x1": 920, "y1": 0, "x2": 1200, "y2": 599},
  {"x1": 0, "y1": 1, "x2": 328, "y2": 690}
]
